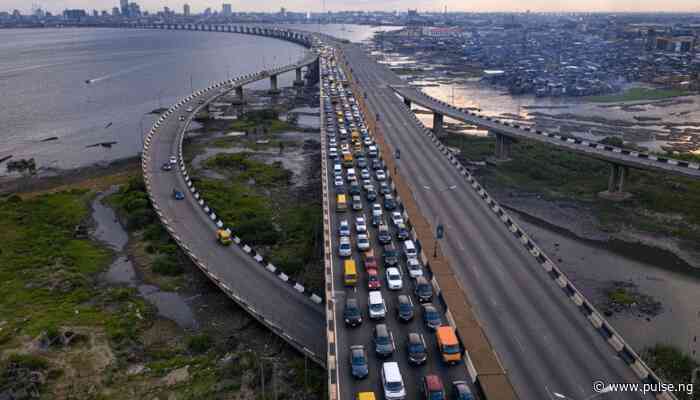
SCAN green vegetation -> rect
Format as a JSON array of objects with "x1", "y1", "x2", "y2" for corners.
[
  {"x1": 229, "y1": 109, "x2": 293, "y2": 134},
  {"x1": 586, "y1": 87, "x2": 691, "y2": 103},
  {"x1": 186, "y1": 334, "x2": 213, "y2": 354},
  {"x1": 445, "y1": 134, "x2": 700, "y2": 247},
  {"x1": 107, "y1": 176, "x2": 184, "y2": 276},
  {"x1": 643, "y1": 345, "x2": 698, "y2": 400},
  {"x1": 608, "y1": 288, "x2": 636, "y2": 305},
  {"x1": 195, "y1": 153, "x2": 322, "y2": 286}
]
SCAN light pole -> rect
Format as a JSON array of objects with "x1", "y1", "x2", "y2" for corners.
[{"x1": 423, "y1": 184, "x2": 456, "y2": 258}]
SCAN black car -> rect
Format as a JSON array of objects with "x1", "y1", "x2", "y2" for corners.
[
  {"x1": 349, "y1": 184, "x2": 361, "y2": 196},
  {"x1": 452, "y1": 381, "x2": 474, "y2": 400},
  {"x1": 378, "y1": 225, "x2": 392, "y2": 244},
  {"x1": 422, "y1": 303, "x2": 442, "y2": 330},
  {"x1": 356, "y1": 157, "x2": 368, "y2": 169},
  {"x1": 383, "y1": 243, "x2": 399, "y2": 267},
  {"x1": 373, "y1": 324, "x2": 395, "y2": 358},
  {"x1": 349, "y1": 345, "x2": 369, "y2": 379},
  {"x1": 372, "y1": 159, "x2": 383, "y2": 170},
  {"x1": 407, "y1": 332, "x2": 427, "y2": 365},
  {"x1": 366, "y1": 189, "x2": 377, "y2": 202},
  {"x1": 161, "y1": 162, "x2": 173, "y2": 171},
  {"x1": 344, "y1": 298, "x2": 362, "y2": 327},
  {"x1": 383, "y1": 195, "x2": 397, "y2": 211},
  {"x1": 396, "y1": 224, "x2": 410, "y2": 241},
  {"x1": 397, "y1": 294, "x2": 414, "y2": 322},
  {"x1": 415, "y1": 276, "x2": 433, "y2": 303},
  {"x1": 379, "y1": 182, "x2": 392, "y2": 196}
]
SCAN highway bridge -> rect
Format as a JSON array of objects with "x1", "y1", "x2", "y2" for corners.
[{"x1": 128, "y1": 23, "x2": 680, "y2": 399}]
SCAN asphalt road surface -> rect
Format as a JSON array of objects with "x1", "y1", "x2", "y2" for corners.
[{"x1": 335, "y1": 41, "x2": 646, "y2": 400}]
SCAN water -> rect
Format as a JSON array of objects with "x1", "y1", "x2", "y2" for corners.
[
  {"x1": 0, "y1": 27, "x2": 307, "y2": 176},
  {"x1": 91, "y1": 188, "x2": 196, "y2": 329}
]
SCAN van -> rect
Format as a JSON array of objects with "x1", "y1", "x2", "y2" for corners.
[
  {"x1": 356, "y1": 392, "x2": 376, "y2": 400},
  {"x1": 381, "y1": 362, "x2": 406, "y2": 400},
  {"x1": 436, "y1": 326, "x2": 461, "y2": 364},
  {"x1": 403, "y1": 240, "x2": 418, "y2": 260},
  {"x1": 344, "y1": 259, "x2": 358, "y2": 286},
  {"x1": 368, "y1": 290, "x2": 386, "y2": 320},
  {"x1": 336, "y1": 194, "x2": 347, "y2": 212}
]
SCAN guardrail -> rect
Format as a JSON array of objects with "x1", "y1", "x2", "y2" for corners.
[
  {"x1": 397, "y1": 95, "x2": 677, "y2": 400},
  {"x1": 141, "y1": 28, "x2": 326, "y2": 366},
  {"x1": 394, "y1": 87, "x2": 700, "y2": 178}
]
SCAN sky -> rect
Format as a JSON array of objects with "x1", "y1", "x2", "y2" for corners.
[{"x1": 4, "y1": 0, "x2": 700, "y2": 15}]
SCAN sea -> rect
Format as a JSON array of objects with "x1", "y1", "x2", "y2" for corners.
[{"x1": 0, "y1": 24, "x2": 399, "y2": 177}]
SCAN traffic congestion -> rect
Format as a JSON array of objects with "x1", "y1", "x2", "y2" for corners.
[{"x1": 320, "y1": 47, "x2": 475, "y2": 400}]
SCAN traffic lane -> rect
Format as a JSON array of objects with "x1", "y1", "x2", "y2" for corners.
[
  {"x1": 326, "y1": 137, "x2": 467, "y2": 398},
  {"x1": 373, "y1": 86, "x2": 644, "y2": 399},
  {"x1": 148, "y1": 111, "x2": 326, "y2": 357}
]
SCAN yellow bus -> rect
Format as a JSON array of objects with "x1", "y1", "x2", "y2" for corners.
[
  {"x1": 344, "y1": 259, "x2": 358, "y2": 286},
  {"x1": 343, "y1": 152, "x2": 354, "y2": 167},
  {"x1": 336, "y1": 194, "x2": 347, "y2": 212}
]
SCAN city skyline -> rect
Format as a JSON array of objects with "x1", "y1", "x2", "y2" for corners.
[{"x1": 5, "y1": 0, "x2": 700, "y2": 15}]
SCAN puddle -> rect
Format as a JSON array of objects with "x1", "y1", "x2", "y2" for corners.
[{"x1": 92, "y1": 187, "x2": 198, "y2": 330}]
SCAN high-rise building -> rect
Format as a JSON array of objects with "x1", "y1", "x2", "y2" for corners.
[
  {"x1": 120, "y1": 0, "x2": 128, "y2": 16},
  {"x1": 128, "y1": 2, "x2": 140, "y2": 17},
  {"x1": 183, "y1": 4, "x2": 190, "y2": 16},
  {"x1": 112, "y1": 6, "x2": 120, "y2": 16},
  {"x1": 203, "y1": 7, "x2": 211, "y2": 16},
  {"x1": 222, "y1": 3, "x2": 232, "y2": 16}
]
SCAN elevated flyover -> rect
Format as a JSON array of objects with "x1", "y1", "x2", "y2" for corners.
[{"x1": 140, "y1": 27, "x2": 326, "y2": 364}]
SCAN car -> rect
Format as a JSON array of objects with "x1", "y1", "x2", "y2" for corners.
[
  {"x1": 381, "y1": 362, "x2": 406, "y2": 400},
  {"x1": 422, "y1": 375, "x2": 445, "y2": 400},
  {"x1": 415, "y1": 276, "x2": 433, "y2": 303},
  {"x1": 329, "y1": 150, "x2": 338, "y2": 159},
  {"x1": 362, "y1": 179, "x2": 373, "y2": 190},
  {"x1": 363, "y1": 253, "x2": 379, "y2": 271},
  {"x1": 396, "y1": 223, "x2": 410, "y2": 241},
  {"x1": 407, "y1": 333, "x2": 427, "y2": 365},
  {"x1": 371, "y1": 213, "x2": 382, "y2": 227},
  {"x1": 383, "y1": 243, "x2": 399, "y2": 267},
  {"x1": 422, "y1": 303, "x2": 442, "y2": 330},
  {"x1": 366, "y1": 189, "x2": 377, "y2": 202},
  {"x1": 352, "y1": 195, "x2": 363, "y2": 211},
  {"x1": 178, "y1": 115, "x2": 186, "y2": 121},
  {"x1": 186, "y1": 107, "x2": 193, "y2": 113},
  {"x1": 355, "y1": 216, "x2": 367, "y2": 233},
  {"x1": 383, "y1": 195, "x2": 397, "y2": 211},
  {"x1": 349, "y1": 184, "x2": 361, "y2": 196},
  {"x1": 339, "y1": 220, "x2": 351, "y2": 237},
  {"x1": 390, "y1": 212, "x2": 404, "y2": 227},
  {"x1": 172, "y1": 189, "x2": 185, "y2": 200},
  {"x1": 161, "y1": 162, "x2": 173, "y2": 171},
  {"x1": 368, "y1": 290, "x2": 386, "y2": 320},
  {"x1": 378, "y1": 224, "x2": 392, "y2": 244},
  {"x1": 344, "y1": 298, "x2": 362, "y2": 327},
  {"x1": 334, "y1": 176, "x2": 344, "y2": 187},
  {"x1": 350, "y1": 345, "x2": 369, "y2": 379},
  {"x1": 339, "y1": 237, "x2": 352, "y2": 257},
  {"x1": 357, "y1": 233, "x2": 371, "y2": 251},
  {"x1": 356, "y1": 157, "x2": 368, "y2": 169},
  {"x1": 169, "y1": 155, "x2": 177, "y2": 165},
  {"x1": 373, "y1": 324, "x2": 395, "y2": 358},
  {"x1": 376, "y1": 169, "x2": 387, "y2": 181},
  {"x1": 360, "y1": 169, "x2": 371, "y2": 180},
  {"x1": 372, "y1": 159, "x2": 383, "y2": 170},
  {"x1": 407, "y1": 258, "x2": 424, "y2": 279},
  {"x1": 372, "y1": 203, "x2": 383, "y2": 217},
  {"x1": 386, "y1": 267, "x2": 403, "y2": 290},
  {"x1": 452, "y1": 381, "x2": 475, "y2": 400},
  {"x1": 364, "y1": 137, "x2": 373, "y2": 146},
  {"x1": 367, "y1": 268, "x2": 381, "y2": 290},
  {"x1": 397, "y1": 295, "x2": 414, "y2": 322}
]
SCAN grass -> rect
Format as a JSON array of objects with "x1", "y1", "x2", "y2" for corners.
[
  {"x1": 586, "y1": 87, "x2": 691, "y2": 103},
  {"x1": 228, "y1": 109, "x2": 293, "y2": 134},
  {"x1": 204, "y1": 153, "x2": 291, "y2": 186},
  {"x1": 608, "y1": 288, "x2": 636, "y2": 305},
  {"x1": 642, "y1": 344, "x2": 698, "y2": 400},
  {"x1": 445, "y1": 134, "x2": 700, "y2": 247}
]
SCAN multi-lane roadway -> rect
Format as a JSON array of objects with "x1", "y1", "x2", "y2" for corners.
[{"x1": 333, "y1": 41, "x2": 646, "y2": 400}]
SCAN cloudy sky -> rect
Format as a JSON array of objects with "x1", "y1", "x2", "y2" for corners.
[{"x1": 6, "y1": 0, "x2": 700, "y2": 14}]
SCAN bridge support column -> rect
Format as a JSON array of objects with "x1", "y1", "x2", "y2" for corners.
[
  {"x1": 231, "y1": 86, "x2": 245, "y2": 105},
  {"x1": 599, "y1": 164, "x2": 631, "y2": 201},
  {"x1": 307, "y1": 59, "x2": 320, "y2": 85},
  {"x1": 403, "y1": 98, "x2": 411, "y2": 108},
  {"x1": 268, "y1": 74, "x2": 281, "y2": 95},
  {"x1": 432, "y1": 113, "x2": 445, "y2": 137},
  {"x1": 293, "y1": 67, "x2": 305, "y2": 86},
  {"x1": 494, "y1": 133, "x2": 513, "y2": 161}
]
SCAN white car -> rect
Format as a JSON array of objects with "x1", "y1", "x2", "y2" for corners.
[
  {"x1": 376, "y1": 169, "x2": 387, "y2": 181},
  {"x1": 385, "y1": 267, "x2": 403, "y2": 290},
  {"x1": 368, "y1": 291, "x2": 386, "y2": 320},
  {"x1": 360, "y1": 169, "x2": 371, "y2": 180},
  {"x1": 407, "y1": 258, "x2": 424, "y2": 279},
  {"x1": 390, "y1": 212, "x2": 404, "y2": 227},
  {"x1": 168, "y1": 155, "x2": 177, "y2": 165},
  {"x1": 372, "y1": 203, "x2": 383, "y2": 217},
  {"x1": 329, "y1": 150, "x2": 338, "y2": 159},
  {"x1": 334, "y1": 176, "x2": 344, "y2": 187},
  {"x1": 186, "y1": 107, "x2": 193, "y2": 112},
  {"x1": 357, "y1": 233, "x2": 371, "y2": 251},
  {"x1": 355, "y1": 216, "x2": 367, "y2": 233},
  {"x1": 339, "y1": 219, "x2": 351, "y2": 237},
  {"x1": 338, "y1": 237, "x2": 352, "y2": 257}
]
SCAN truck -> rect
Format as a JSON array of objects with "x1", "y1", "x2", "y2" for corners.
[{"x1": 436, "y1": 326, "x2": 461, "y2": 364}]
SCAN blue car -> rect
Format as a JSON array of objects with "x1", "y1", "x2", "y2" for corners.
[
  {"x1": 349, "y1": 345, "x2": 368, "y2": 379},
  {"x1": 172, "y1": 189, "x2": 185, "y2": 200}
]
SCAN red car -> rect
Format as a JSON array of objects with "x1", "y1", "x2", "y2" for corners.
[
  {"x1": 367, "y1": 268, "x2": 381, "y2": 290},
  {"x1": 364, "y1": 255, "x2": 378, "y2": 271},
  {"x1": 422, "y1": 374, "x2": 445, "y2": 400}
]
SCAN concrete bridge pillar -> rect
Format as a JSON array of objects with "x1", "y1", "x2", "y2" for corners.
[
  {"x1": 403, "y1": 98, "x2": 411, "y2": 108},
  {"x1": 294, "y1": 67, "x2": 305, "y2": 86},
  {"x1": 432, "y1": 112, "x2": 445, "y2": 137},
  {"x1": 599, "y1": 164, "x2": 631, "y2": 200},
  {"x1": 269, "y1": 74, "x2": 281, "y2": 95},
  {"x1": 494, "y1": 133, "x2": 513, "y2": 161}
]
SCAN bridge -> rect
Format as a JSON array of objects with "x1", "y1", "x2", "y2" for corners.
[
  {"x1": 392, "y1": 85, "x2": 700, "y2": 198},
  {"x1": 127, "y1": 23, "x2": 680, "y2": 399}
]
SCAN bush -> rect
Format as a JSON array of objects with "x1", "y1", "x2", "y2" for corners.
[
  {"x1": 152, "y1": 255, "x2": 183, "y2": 276},
  {"x1": 186, "y1": 334, "x2": 213, "y2": 354}
]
